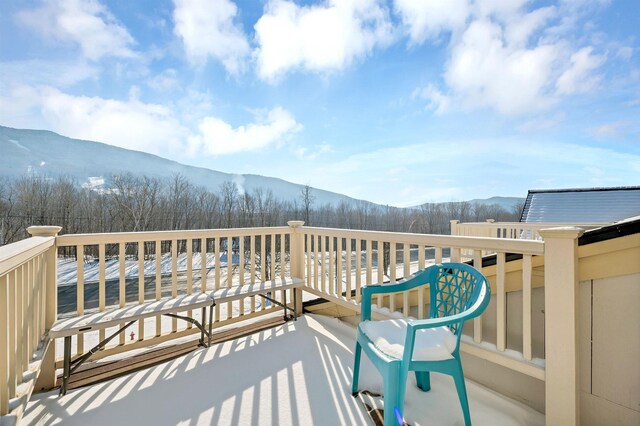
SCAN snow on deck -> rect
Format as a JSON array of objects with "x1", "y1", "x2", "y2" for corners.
[{"x1": 24, "y1": 315, "x2": 544, "y2": 425}]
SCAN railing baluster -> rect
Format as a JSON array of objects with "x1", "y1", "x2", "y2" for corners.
[
  {"x1": 98, "y1": 244, "x2": 106, "y2": 343},
  {"x1": 435, "y1": 246, "x2": 442, "y2": 264},
  {"x1": 451, "y1": 246, "x2": 461, "y2": 262},
  {"x1": 171, "y1": 240, "x2": 178, "y2": 331},
  {"x1": 227, "y1": 237, "x2": 233, "y2": 320},
  {"x1": 306, "y1": 234, "x2": 311, "y2": 288},
  {"x1": 473, "y1": 249, "x2": 483, "y2": 343},
  {"x1": 0, "y1": 274, "x2": 8, "y2": 415},
  {"x1": 16, "y1": 266, "x2": 23, "y2": 384},
  {"x1": 376, "y1": 240, "x2": 383, "y2": 307},
  {"x1": 523, "y1": 254, "x2": 533, "y2": 360},
  {"x1": 119, "y1": 243, "x2": 126, "y2": 344},
  {"x1": 345, "y1": 238, "x2": 352, "y2": 300},
  {"x1": 260, "y1": 235, "x2": 265, "y2": 312},
  {"x1": 270, "y1": 234, "x2": 276, "y2": 284},
  {"x1": 365, "y1": 240, "x2": 372, "y2": 286},
  {"x1": 138, "y1": 241, "x2": 145, "y2": 339},
  {"x1": 239, "y1": 236, "x2": 245, "y2": 316},
  {"x1": 328, "y1": 236, "x2": 335, "y2": 295},
  {"x1": 314, "y1": 234, "x2": 319, "y2": 290},
  {"x1": 29, "y1": 261, "x2": 36, "y2": 360},
  {"x1": 186, "y1": 239, "x2": 193, "y2": 328},
  {"x1": 418, "y1": 244, "x2": 426, "y2": 319},
  {"x1": 18, "y1": 264, "x2": 29, "y2": 381},
  {"x1": 336, "y1": 238, "x2": 343, "y2": 297},
  {"x1": 76, "y1": 244, "x2": 87, "y2": 355},
  {"x1": 496, "y1": 252, "x2": 506, "y2": 352},
  {"x1": 260, "y1": 234, "x2": 266, "y2": 282},
  {"x1": 250, "y1": 235, "x2": 256, "y2": 312},
  {"x1": 280, "y1": 234, "x2": 286, "y2": 308},
  {"x1": 7, "y1": 270, "x2": 16, "y2": 399},
  {"x1": 215, "y1": 238, "x2": 221, "y2": 321},
  {"x1": 356, "y1": 239, "x2": 362, "y2": 303},
  {"x1": 155, "y1": 241, "x2": 162, "y2": 337},
  {"x1": 280, "y1": 234, "x2": 285, "y2": 281},
  {"x1": 321, "y1": 235, "x2": 326, "y2": 293},
  {"x1": 403, "y1": 244, "x2": 410, "y2": 317},
  {"x1": 187, "y1": 239, "x2": 193, "y2": 296},
  {"x1": 201, "y1": 238, "x2": 208, "y2": 293},
  {"x1": 389, "y1": 242, "x2": 396, "y2": 312}
]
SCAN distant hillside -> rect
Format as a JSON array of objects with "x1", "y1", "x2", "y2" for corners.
[
  {"x1": 0, "y1": 126, "x2": 524, "y2": 211},
  {"x1": 0, "y1": 126, "x2": 373, "y2": 207},
  {"x1": 467, "y1": 196, "x2": 524, "y2": 211}
]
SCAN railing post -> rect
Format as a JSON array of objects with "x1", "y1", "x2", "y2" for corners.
[
  {"x1": 450, "y1": 219, "x2": 459, "y2": 236},
  {"x1": 539, "y1": 226, "x2": 584, "y2": 426},
  {"x1": 288, "y1": 221, "x2": 305, "y2": 316},
  {"x1": 27, "y1": 226, "x2": 61, "y2": 391}
]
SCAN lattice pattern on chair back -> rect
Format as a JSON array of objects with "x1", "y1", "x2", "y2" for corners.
[{"x1": 430, "y1": 264, "x2": 483, "y2": 335}]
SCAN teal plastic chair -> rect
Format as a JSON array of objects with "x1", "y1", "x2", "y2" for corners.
[{"x1": 352, "y1": 263, "x2": 491, "y2": 425}]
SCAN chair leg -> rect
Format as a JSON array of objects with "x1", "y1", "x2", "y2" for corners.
[
  {"x1": 452, "y1": 363, "x2": 472, "y2": 426},
  {"x1": 397, "y1": 365, "x2": 410, "y2": 422},
  {"x1": 415, "y1": 371, "x2": 431, "y2": 392},
  {"x1": 383, "y1": 363, "x2": 401, "y2": 426},
  {"x1": 351, "y1": 341, "x2": 362, "y2": 395}
]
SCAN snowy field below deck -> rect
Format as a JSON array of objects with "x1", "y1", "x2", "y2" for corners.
[{"x1": 25, "y1": 314, "x2": 544, "y2": 426}]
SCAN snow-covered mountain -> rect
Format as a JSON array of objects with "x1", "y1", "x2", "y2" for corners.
[
  {"x1": 0, "y1": 126, "x2": 524, "y2": 210},
  {"x1": 0, "y1": 125, "x2": 372, "y2": 206}
]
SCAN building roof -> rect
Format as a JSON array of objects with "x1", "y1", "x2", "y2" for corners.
[{"x1": 520, "y1": 187, "x2": 640, "y2": 223}]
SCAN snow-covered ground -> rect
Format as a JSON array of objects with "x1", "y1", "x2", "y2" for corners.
[
  {"x1": 57, "y1": 252, "x2": 241, "y2": 287},
  {"x1": 25, "y1": 314, "x2": 544, "y2": 426}
]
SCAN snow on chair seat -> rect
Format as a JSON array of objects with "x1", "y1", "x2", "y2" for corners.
[{"x1": 360, "y1": 318, "x2": 457, "y2": 361}]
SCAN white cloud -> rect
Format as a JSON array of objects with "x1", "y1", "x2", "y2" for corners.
[
  {"x1": 36, "y1": 87, "x2": 188, "y2": 155},
  {"x1": 556, "y1": 47, "x2": 606, "y2": 95},
  {"x1": 189, "y1": 107, "x2": 302, "y2": 155},
  {"x1": 173, "y1": 0, "x2": 250, "y2": 73},
  {"x1": 16, "y1": 0, "x2": 136, "y2": 61},
  {"x1": 147, "y1": 69, "x2": 181, "y2": 91},
  {"x1": 393, "y1": 0, "x2": 469, "y2": 44},
  {"x1": 412, "y1": 84, "x2": 452, "y2": 115},
  {"x1": 254, "y1": 0, "x2": 394, "y2": 82},
  {"x1": 445, "y1": 19, "x2": 559, "y2": 114},
  {"x1": 408, "y1": 1, "x2": 606, "y2": 115},
  {"x1": 294, "y1": 143, "x2": 334, "y2": 160}
]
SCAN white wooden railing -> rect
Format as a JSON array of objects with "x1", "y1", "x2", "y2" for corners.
[
  {"x1": 0, "y1": 226, "x2": 59, "y2": 423},
  {"x1": 451, "y1": 219, "x2": 605, "y2": 240},
  {"x1": 53, "y1": 226, "x2": 295, "y2": 360},
  {"x1": 1, "y1": 221, "x2": 592, "y2": 425},
  {"x1": 300, "y1": 226, "x2": 546, "y2": 379}
]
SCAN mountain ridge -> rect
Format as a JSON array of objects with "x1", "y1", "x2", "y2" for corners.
[{"x1": 0, "y1": 125, "x2": 524, "y2": 210}]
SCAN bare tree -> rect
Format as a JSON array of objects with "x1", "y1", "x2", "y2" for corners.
[{"x1": 300, "y1": 185, "x2": 315, "y2": 225}]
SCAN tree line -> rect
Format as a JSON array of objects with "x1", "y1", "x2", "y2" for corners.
[{"x1": 0, "y1": 174, "x2": 523, "y2": 245}]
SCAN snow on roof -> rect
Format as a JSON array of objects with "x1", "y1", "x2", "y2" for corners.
[
  {"x1": 520, "y1": 187, "x2": 640, "y2": 223},
  {"x1": 24, "y1": 315, "x2": 543, "y2": 425}
]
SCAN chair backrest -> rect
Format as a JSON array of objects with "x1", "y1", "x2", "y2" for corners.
[{"x1": 429, "y1": 263, "x2": 491, "y2": 335}]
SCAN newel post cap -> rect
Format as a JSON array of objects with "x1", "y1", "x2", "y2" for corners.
[
  {"x1": 538, "y1": 226, "x2": 584, "y2": 240},
  {"x1": 27, "y1": 226, "x2": 63, "y2": 237},
  {"x1": 287, "y1": 220, "x2": 305, "y2": 228}
]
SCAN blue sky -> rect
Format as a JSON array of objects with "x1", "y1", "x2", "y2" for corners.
[{"x1": 1, "y1": 0, "x2": 638, "y2": 206}]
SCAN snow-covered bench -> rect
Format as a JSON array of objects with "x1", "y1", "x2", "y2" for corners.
[
  {"x1": 50, "y1": 277, "x2": 304, "y2": 395},
  {"x1": 211, "y1": 277, "x2": 304, "y2": 314}
]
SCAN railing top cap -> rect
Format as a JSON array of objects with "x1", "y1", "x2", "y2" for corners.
[{"x1": 27, "y1": 226, "x2": 62, "y2": 237}]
